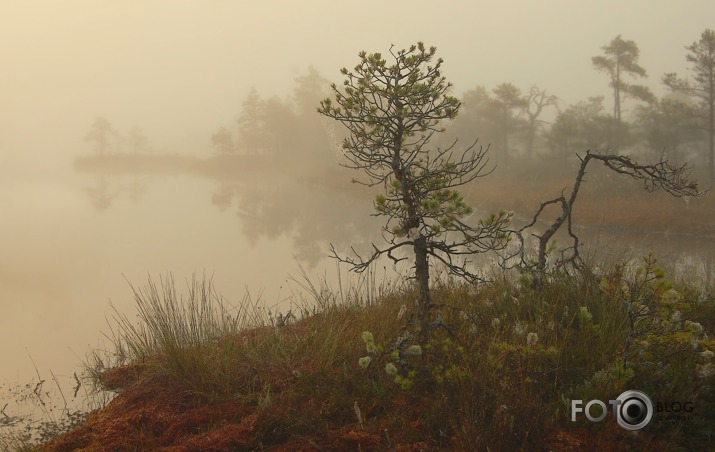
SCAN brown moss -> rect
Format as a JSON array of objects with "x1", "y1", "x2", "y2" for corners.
[
  {"x1": 40, "y1": 373, "x2": 254, "y2": 451},
  {"x1": 98, "y1": 361, "x2": 153, "y2": 391}
]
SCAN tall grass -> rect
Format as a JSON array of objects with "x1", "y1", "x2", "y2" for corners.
[
  {"x1": 100, "y1": 266, "x2": 405, "y2": 397},
  {"x1": 103, "y1": 274, "x2": 267, "y2": 394}
]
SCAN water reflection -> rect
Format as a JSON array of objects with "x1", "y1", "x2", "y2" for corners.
[
  {"x1": 75, "y1": 152, "x2": 381, "y2": 269},
  {"x1": 84, "y1": 176, "x2": 116, "y2": 211},
  {"x1": 81, "y1": 173, "x2": 149, "y2": 211},
  {"x1": 126, "y1": 176, "x2": 149, "y2": 204},
  {"x1": 74, "y1": 148, "x2": 715, "y2": 290}
]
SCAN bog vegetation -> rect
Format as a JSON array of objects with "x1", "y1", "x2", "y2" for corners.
[{"x1": 9, "y1": 258, "x2": 713, "y2": 450}]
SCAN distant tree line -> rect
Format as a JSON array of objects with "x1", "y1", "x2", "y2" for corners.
[
  {"x1": 83, "y1": 30, "x2": 714, "y2": 188},
  {"x1": 210, "y1": 66, "x2": 336, "y2": 173},
  {"x1": 212, "y1": 29, "x2": 715, "y2": 187},
  {"x1": 84, "y1": 117, "x2": 150, "y2": 155},
  {"x1": 447, "y1": 31, "x2": 715, "y2": 188}
]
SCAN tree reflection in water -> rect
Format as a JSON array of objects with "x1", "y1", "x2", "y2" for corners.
[{"x1": 208, "y1": 164, "x2": 381, "y2": 267}]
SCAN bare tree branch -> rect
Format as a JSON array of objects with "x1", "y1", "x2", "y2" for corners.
[{"x1": 507, "y1": 149, "x2": 703, "y2": 289}]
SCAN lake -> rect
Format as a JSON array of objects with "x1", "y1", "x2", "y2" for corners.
[{"x1": 0, "y1": 156, "x2": 374, "y2": 429}]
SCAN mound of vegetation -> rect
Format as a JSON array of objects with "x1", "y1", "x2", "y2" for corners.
[{"x1": 30, "y1": 257, "x2": 714, "y2": 451}]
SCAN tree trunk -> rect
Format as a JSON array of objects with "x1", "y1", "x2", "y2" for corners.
[
  {"x1": 709, "y1": 82, "x2": 714, "y2": 189},
  {"x1": 413, "y1": 234, "x2": 432, "y2": 343},
  {"x1": 414, "y1": 235, "x2": 431, "y2": 307},
  {"x1": 526, "y1": 118, "x2": 536, "y2": 160},
  {"x1": 614, "y1": 57, "x2": 622, "y2": 123},
  {"x1": 502, "y1": 106, "x2": 509, "y2": 165},
  {"x1": 389, "y1": 72, "x2": 431, "y2": 310}
]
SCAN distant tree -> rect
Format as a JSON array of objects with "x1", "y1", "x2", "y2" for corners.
[
  {"x1": 492, "y1": 83, "x2": 527, "y2": 164},
  {"x1": 292, "y1": 67, "x2": 334, "y2": 163},
  {"x1": 293, "y1": 66, "x2": 331, "y2": 116},
  {"x1": 84, "y1": 117, "x2": 116, "y2": 155},
  {"x1": 236, "y1": 89, "x2": 271, "y2": 154},
  {"x1": 592, "y1": 35, "x2": 655, "y2": 125},
  {"x1": 318, "y1": 43, "x2": 511, "y2": 324},
  {"x1": 523, "y1": 86, "x2": 559, "y2": 159},
  {"x1": 445, "y1": 86, "x2": 499, "y2": 148},
  {"x1": 211, "y1": 127, "x2": 236, "y2": 154},
  {"x1": 663, "y1": 29, "x2": 715, "y2": 187},
  {"x1": 635, "y1": 96, "x2": 701, "y2": 162},
  {"x1": 548, "y1": 97, "x2": 617, "y2": 157},
  {"x1": 230, "y1": 70, "x2": 334, "y2": 166},
  {"x1": 126, "y1": 126, "x2": 148, "y2": 154},
  {"x1": 261, "y1": 97, "x2": 299, "y2": 157},
  {"x1": 449, "y1": 84, "x2": 529, "y2": 164}
]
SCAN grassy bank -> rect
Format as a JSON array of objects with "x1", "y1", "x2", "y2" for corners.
[{"x1": 22, "y1": 256, "x2": 715, "y2": 451}]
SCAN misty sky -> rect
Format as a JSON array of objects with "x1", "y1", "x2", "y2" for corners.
[{"x1": 1, "y1": 1, "x2": 714, "y2": 171}]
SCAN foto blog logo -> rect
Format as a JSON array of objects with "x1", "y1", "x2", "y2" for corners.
[{"x1": 571, "y1": 390, "x2": 653, "y2": 431}]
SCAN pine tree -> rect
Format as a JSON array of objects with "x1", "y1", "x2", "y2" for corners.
[{"x1": 318, "y1": 43, "x2": 511, "y2": 320}]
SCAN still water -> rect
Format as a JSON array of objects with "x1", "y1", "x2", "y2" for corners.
[{"x1": 0, "y1": 160, "x2": 339, "y2": 392}]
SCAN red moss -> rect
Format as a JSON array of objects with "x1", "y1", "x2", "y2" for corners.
[
  {"x1": 98, "y1": 361, "x2": 153, "y2": 391},
  {"x1": 40, "y1": 373, "x2": 255, "y2": 451}
]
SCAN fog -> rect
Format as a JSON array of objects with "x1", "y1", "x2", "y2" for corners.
[{"x1": 1, "y1": 0, "x2": 713, "y2": 397}]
